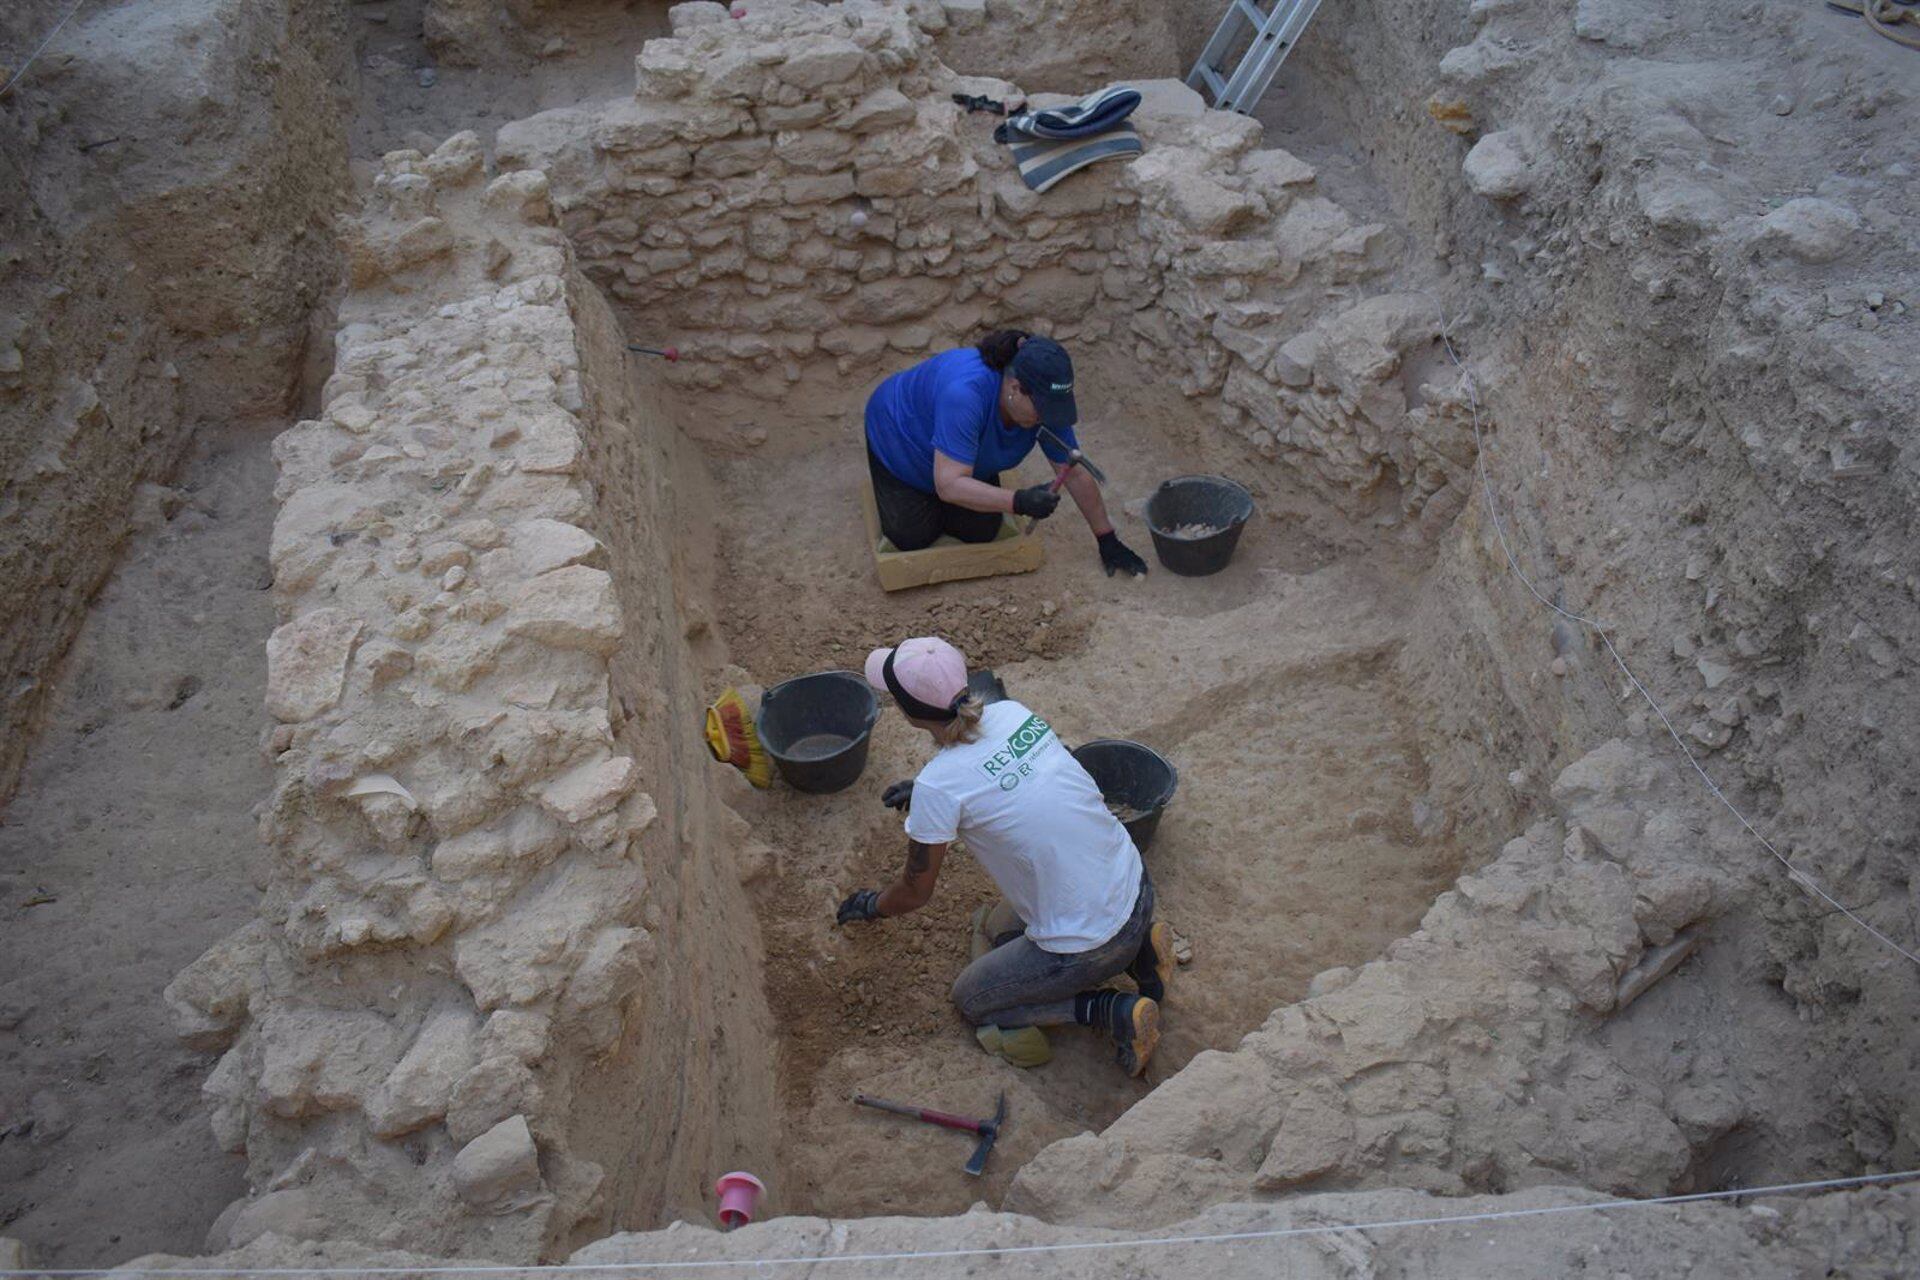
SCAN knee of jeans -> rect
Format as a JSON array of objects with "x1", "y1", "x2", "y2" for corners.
[{"x1": 950, "y1": 978, "x2": 989, "y2": 1025}]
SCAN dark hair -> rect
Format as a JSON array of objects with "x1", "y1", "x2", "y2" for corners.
[{"x1": 976, "y1": 329, "x2": 1032, "y2": 373}]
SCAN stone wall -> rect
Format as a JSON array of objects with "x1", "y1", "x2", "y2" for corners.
[
  {"x1": 0, "y1": 0, "x2": 348, "y2": 802},
  {"x1": 1278, "y1": 0, "x2": 1920, "y2": 1182},
  {"x1": 494, "y1": 0, "x2": 1479, "y2": 537},
  {"x1": 164, "y1": 134, "x2": 779, "y2": 1260},
  {"x1": 1007, "y1": 738, "x2": 1746, "y2": 1222}
]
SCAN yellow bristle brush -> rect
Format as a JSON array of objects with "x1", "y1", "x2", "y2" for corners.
[{"x1": 705, "y1": 687, "x2": 772, "y2": 788}]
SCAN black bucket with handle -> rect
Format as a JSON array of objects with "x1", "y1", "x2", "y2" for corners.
[
  {"x1": 1146, "y1": 475, "x2": 1255, "y2": 576},
  {"x1": 1071, "y1": 739, "x2": 1178, "y2": 851},
  {"x1": 756, "y1": 671, "x2": 880, "y2": 794}
]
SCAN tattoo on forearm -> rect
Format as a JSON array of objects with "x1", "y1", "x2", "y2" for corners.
[{"x1": 906, "y1": 840, "x2": 932, "y2": 878}]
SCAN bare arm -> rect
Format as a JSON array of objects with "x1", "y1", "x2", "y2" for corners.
[
  {"x1": 876, "y1": 839, "x2": 948, "y2": 917},
  {"x1": 933, "y1": 450, "x2": 1016, "y2": 514},
  {"x1": 1062, "y1": 463, "x2": 1114, "y2": 535}
]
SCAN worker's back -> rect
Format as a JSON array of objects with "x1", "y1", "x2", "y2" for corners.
[{"x1": 901, "y1": 699, "x2": 1142, "y2": 953}]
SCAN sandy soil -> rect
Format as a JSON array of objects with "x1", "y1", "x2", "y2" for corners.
[
  {"x1": 698, "y1": 353, "x2": 1470, "y2": 1219},
  {"x1": 0, "y1": 429, "x2": 276, "y2": 1266},
  {"x1": 348, "y1": 0, "x2": 667, "y2": 159}
]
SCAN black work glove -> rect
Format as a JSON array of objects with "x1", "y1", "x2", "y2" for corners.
[
  {"x1": 1097, "y1": 530, "x2": 1149, "y2": 577},
  {"x1": 881, "y1": 780, "x2": 914, "y2": 811},
  {"x1": 1012, "y1": 485, "x2": 1061, "y2": 520},
  {"x1": 836, "y1": 889, "x2": 884, "y2": 925}
]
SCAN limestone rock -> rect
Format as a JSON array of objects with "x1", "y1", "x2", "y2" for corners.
[
  {"x1": 537, "y1": 755, "x2": 639, "y2": 824},
  {"x1": 165, "y1": 920, "x2": 271, "y2": 1052},
  {"x1": 1755, "y1": 197, "x2": 1860, "y2": 264},
  {"x1": 1254, "y1": 1082, "x2": 1354, "y2": 1190},
  {"x1": 266, "y1": 609, "x2": 364, "y2": 722},
  {"x1": 453, "y1": 1115, "x2": 546, "y2": 1214},
  {"x1": 432, "y1": 807, "x2": 569, "y2": 881},
  {"x1": 484, "y1": 171, "x2": 554, "y2": 226},
  {"x1": 1462, "y1": 130, "x2": 1532, "y2": 200},
  {"x1": 775, "y1": 35, "x2": 869, "y2": 91},
  {"x1": 506, "y1": 566, "x2": 623, "y2": 655},
  {"x1": 511, "y1": 519, "x2": 602, "y2": 576},
  {"x1": 840, "y1": 87, "x2": 917, "y2": 134},
  {"x1": 448, "y1": 1056, "x2": 544, "y2": 1145},
  {"x1": 365, "y1": 1006, "x2": 482, "y2": 1138}
]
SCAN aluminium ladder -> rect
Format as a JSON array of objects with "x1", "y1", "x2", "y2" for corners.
[{"x1": 1185, "y1": 0, "x2": 1325, "y2": 115}]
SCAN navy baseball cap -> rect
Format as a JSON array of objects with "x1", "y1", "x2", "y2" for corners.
[{"x1": 1010, "y1": 337, "x2": 1077, "y2": 430}]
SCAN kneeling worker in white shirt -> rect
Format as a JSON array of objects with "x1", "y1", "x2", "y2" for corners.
[{"x1": 835, "y1": 635, "x2": 1172, "y2": 1076}]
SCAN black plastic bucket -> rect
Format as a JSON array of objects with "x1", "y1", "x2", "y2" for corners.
[
  {"x1": 1071, "y1": 739, "x2": 1178, "y2": 851},
  {"x1": 967, "y1": 668, "x2": 1009, "y2": 707},
  {"x1": 1145, "y1": 475, "x2": 1255, "y2": 576},
  {"x1": 757, "y1": 671, "x2": 880, "y2": 794}
]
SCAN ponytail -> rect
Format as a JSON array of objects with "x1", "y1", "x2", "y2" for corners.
[
  {"x1": 975, "y1": 329, "x2": 1032, "y2": 373},
  {"x1": 932, "y1": 693, "x2": 985, "y2": 745}
]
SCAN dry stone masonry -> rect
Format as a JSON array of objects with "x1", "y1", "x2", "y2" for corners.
[
  {"x1": 496, "y1": 0, "x2": 1479, "y2": 529},
  {"x1": 165, "y1": 133, "x2": 776, "y2": 1260}
]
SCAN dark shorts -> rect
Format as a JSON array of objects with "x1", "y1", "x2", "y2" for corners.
[{"x1": 868, "y1": 447, "x2": 1003, "y2": 552}]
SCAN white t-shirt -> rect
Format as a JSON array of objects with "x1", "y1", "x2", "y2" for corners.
[{"x1": 903, "y1": 700, "x2": 1143, "y2": 953}]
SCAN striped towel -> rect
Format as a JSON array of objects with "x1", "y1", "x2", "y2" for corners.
[
  {"x1": 1004, "y1": 124, "x2": 1143, "y2": 193},
  {"x1": 993, "y1": 85, "x2": 1142, "y2": 142}
]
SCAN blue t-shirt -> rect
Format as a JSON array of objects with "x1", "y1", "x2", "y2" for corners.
[{"x1": 865, "y1": 348, "x2": 1078, "y2": 494}]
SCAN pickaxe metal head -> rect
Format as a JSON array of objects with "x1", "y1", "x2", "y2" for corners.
[
  {"x1": 1035, "y1": 425, "x2": 1108, "y2": 486},
  {"x1": 963, "y1": 1092, "x2": 1008, "y2": 1177}
]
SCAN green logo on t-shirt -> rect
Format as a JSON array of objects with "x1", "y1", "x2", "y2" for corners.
[{"x1": 979, "y1": 713, "x2": 1054, "y2": 787}]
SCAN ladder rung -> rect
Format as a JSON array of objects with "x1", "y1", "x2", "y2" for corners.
[{"x1": 1187, "y1": 0, "x2": 1320, "y2": 115}]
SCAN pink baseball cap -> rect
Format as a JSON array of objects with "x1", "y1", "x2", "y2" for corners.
[{"x1": 865, "y1": 636, "x2": 970, "y2": 720}]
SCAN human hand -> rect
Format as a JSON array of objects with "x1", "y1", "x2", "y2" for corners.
[
  {"x1": 836, "y1": 888, "x2": 884, "y2": 925},
  {"x1": 1013, "y1": 485, "x2": 1061, "y2": 520},
  {"x1": 1097, "y1": 530, "x2": 1148, "y2": 577},
  {"x1": 881, "y1": 780, "x2": 914, "y2": 811}
]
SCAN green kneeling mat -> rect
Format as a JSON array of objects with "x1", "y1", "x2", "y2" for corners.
[{"x1": 975, "y1": 1023, "x2": 1053, "y2": 1068}]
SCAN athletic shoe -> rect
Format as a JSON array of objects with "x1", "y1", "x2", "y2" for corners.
[
  {"x1": 1109, "y1": 993, "x2": 1160, "y2": 1077},
  {"x1": 1128, "y1": 921, "x2": 1176, "y2": 1004}
]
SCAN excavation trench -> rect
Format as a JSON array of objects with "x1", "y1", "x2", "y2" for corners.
[
  {"x1": 614, "y1": 341, "x2": 1496, "y2": 1220},
  {"x1": 133, "y1": 0, "x2": 1535, "y2": 1253},
  {"x1": 32, "y1": 0, "x2": 1914, "y2": 1267}
]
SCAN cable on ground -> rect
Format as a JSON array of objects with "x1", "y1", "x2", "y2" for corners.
[
  {"x1": 5, "y1": 1170, "x2": 1917, "y2": 1276},
  {"x1": 0, "y1": 0, "x2": 88, "y2": 100}
]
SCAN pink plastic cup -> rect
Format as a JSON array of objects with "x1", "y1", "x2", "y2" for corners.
[{"x1": 715, "y1": 1171, "x2": 765, "y2": 1228}]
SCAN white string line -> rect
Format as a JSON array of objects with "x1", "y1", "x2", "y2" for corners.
[
  {"x1": 0, "y1": 0, "x2": 88, "y2": 99},
  {"x1": 1425, "y1": 298, "x2": 1920, "y2": 967},
  {"x1": 7, "y1": 1169, "x2": 1917, "y2": 1277}
]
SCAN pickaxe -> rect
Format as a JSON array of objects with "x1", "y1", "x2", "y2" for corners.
[
  {"x1": 1022, "y1": 426, "x2": 1108, "y2": 535},
  {"x1": 852, "y1": 1091, "x2": 1007, "y2": 1175}
]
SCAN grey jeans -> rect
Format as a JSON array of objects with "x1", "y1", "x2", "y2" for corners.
[{"x1": 950, "y1": 871, "x2": 1155, "y2": 1028}]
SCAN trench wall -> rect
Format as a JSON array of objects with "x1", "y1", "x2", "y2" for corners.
[
  {"x1": 1015, "y1": 0, "x2": 1920, "y2": 1224},
  {"x1": 164, "y1": 138, "x2": 778, "y2": 1260},
  {"x1": 0, "y1": 0, "x2": 349, "y2": 802},
  {"x1": 1292, "y1": 0, "x2": 1920, "y2": 1175}
]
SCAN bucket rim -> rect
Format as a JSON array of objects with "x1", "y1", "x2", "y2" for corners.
[
  {"x1": 1072, "y1": 737, "x2": 1180, "y2": 807},
  {"x1": 1145, "y1": 474, "x2": 1255, "y2": 537},
  {"x1": 758, "y1": 669, "x2": 880, "y2": 761}
]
